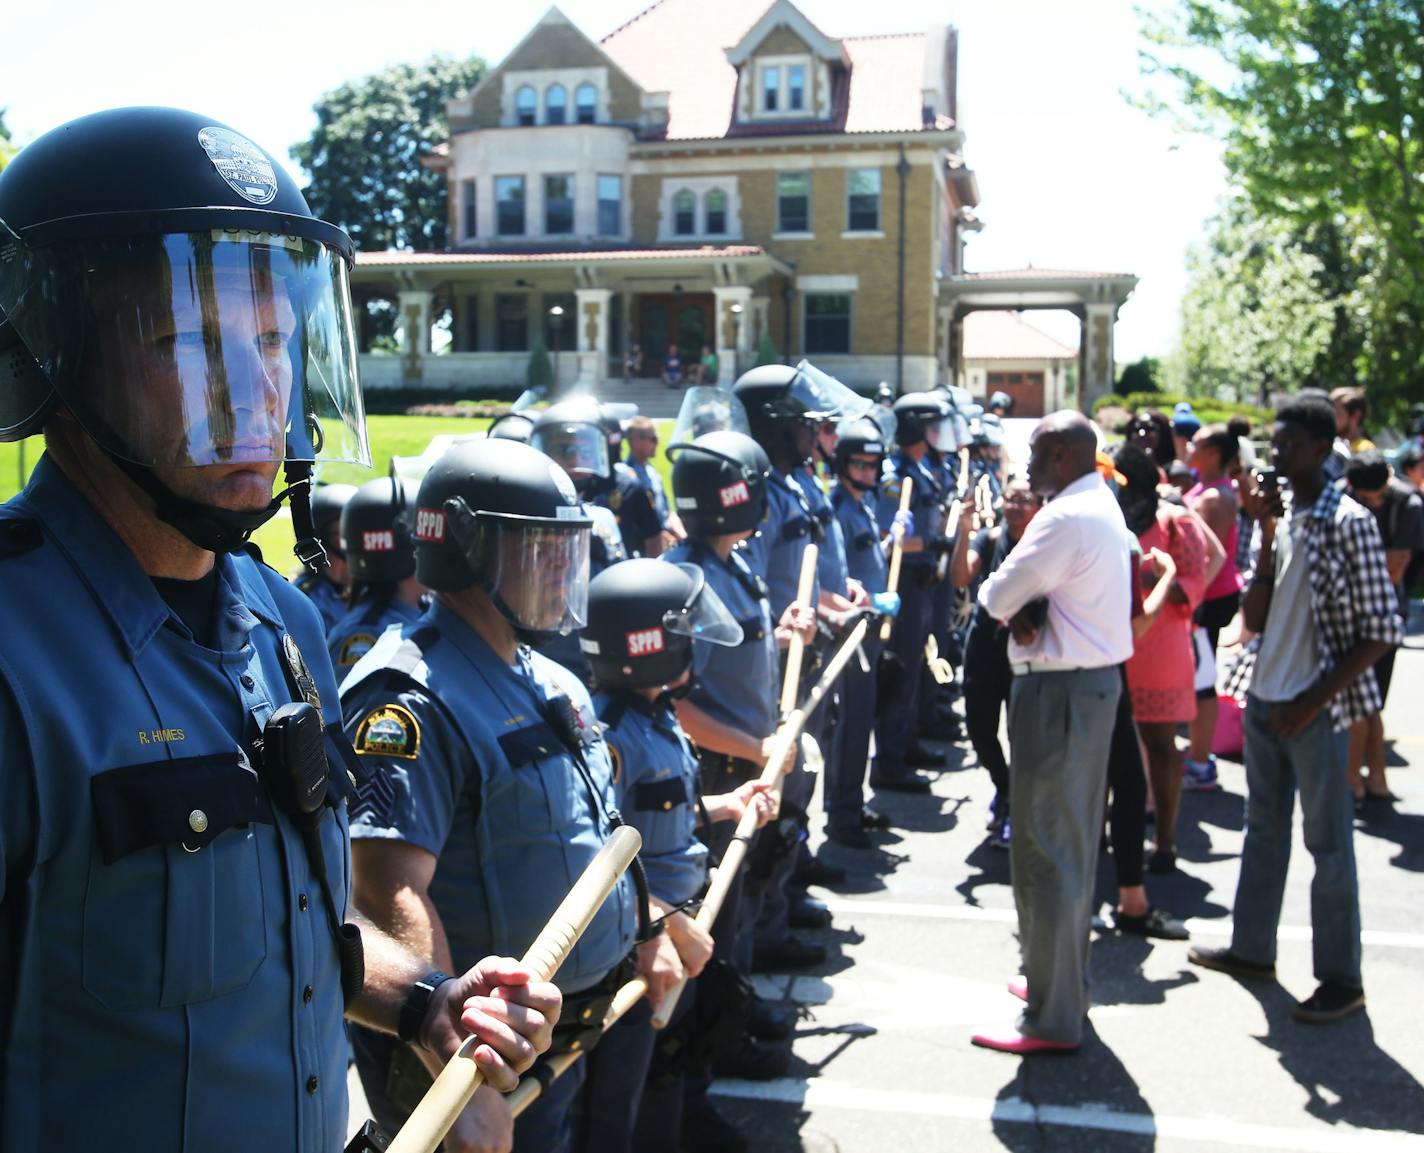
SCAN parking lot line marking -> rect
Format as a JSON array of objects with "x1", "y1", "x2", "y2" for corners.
[
  {"x1": 712, "y1": 1079, "x2": 1422, "y2": 1151},
  {"x1": 819, "y1": 897, "x2": 1424, "y2": 950}
]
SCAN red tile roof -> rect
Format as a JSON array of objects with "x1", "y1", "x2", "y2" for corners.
[
  {"x1": 355, "y1": 245, "x2": 773, "y2": 267},
  {"x1": 601, "y1": 0, "x2": 938, "y2": 141}
]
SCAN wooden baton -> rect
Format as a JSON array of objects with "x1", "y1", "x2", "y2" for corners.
[
  {"x1": 879, "y1": 476, "x2": 915, "y2": 642},
  {"x1": 385, "y1": 825, "x2": 643, "y2": 1153}
]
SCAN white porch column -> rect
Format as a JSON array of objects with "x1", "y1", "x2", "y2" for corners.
[
  {"x1": 712, "y1": 286, "x2": 753, "y2": 385},
  {"x1": 575, "y1": 288, "x2": 611, "y2": 388},
  {"x1": 1080, "y1": 302, "x2": 1117, "y2": 412},
  {"x1": 397, "y1": 289, "x2": 431, "y2": 383}
]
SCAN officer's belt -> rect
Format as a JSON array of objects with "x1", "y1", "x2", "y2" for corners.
[
  {"x1": 550, "y1": 951, "x2": 638, "y2": 1057},
  {"x1": 694, "y1": 749, "x2": 762, "y2": 787}
]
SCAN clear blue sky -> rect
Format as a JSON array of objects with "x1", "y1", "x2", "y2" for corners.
[{"x1": 5, "y1": 0, "x2": 1224, "y2": 362}]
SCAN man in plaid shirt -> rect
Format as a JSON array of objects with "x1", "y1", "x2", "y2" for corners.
[{"x1": 1193, "y1": 395, "x2": 1402, "y2": 1023}]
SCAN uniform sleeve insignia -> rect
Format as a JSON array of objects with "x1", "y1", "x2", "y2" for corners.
[
  {"x1": 354, "y1": 703, "x2": 421, "y2": 759},
  {"x1": 338, "y1": 633, "x2": 379, "y2": 670},
  {"x1": 607, "y1": 741, "x2": 623, "y2": 784},
  {"x1": 883, "y1": 477, "x2": 902, "y2": 501}
]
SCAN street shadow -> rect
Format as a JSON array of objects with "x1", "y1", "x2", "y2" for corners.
[
  {"x1": 990, "y1": 1021, "x2": 1156, "y2": 1151},
  {"x1": 1177, "y1": 784, "x2": 1247, "y2": 835},
  {"x1": 1091, "y1": 842, "x2": 1232, "y2": 924},
  {"x1": 954, "y1": 835, "x2": 1013, "y2": 908},
  {"x1": 707, "y1": 1094, "x2": 840, "y2": 1153},
  {"x1": 810, "y1": 841, "x2": 906, "y2": 896},
  {"x1": 1353, "y1": 805, "x2": 1424, "y2": 872},
  {"x1": 1239, "y1": 981, "x2": 1424, "y2": 1135},
  {"x1": 879, "y1": 792, "x2": 968, "y2": 835},
  {"x1": 1088, "y1": 933, "x2": 1200, "y2": 1007}
]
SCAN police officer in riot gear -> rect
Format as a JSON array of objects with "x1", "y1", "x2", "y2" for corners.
[
  {"x1": 342, "y1": 438, "x2": 641, "y2": 1153},
  {"x1": 661, "y1": 430, "x2": 811, "y2": 1149},
  {"x1": 874, "y1": 391, "x2": 959, "y2": 792},
  {"x1": 582, "y1": 559, "x2": 772, "y2": 1153},
  {"x1": 826, "y1": 418, "x2": 902, "y2": 847},
  {"x1": 297, "y1": 481, "x2": 358, "y2": 629},
  {"x1": 327, "y1": 476, "x2": 427, "y2": 676},
  {"x1": 0, "y1": 106, "x2": 556, "y2": 1153}
]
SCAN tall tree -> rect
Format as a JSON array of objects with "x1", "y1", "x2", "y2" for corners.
[
  {"x1": 1143, "y1": 1, "x2": 1424, "y2": 418},
  {"x1": 1173, "y1": 199, "x2": 1337, "y2": 403},
  {"x1": 293, "y1": 55, "x2": 485, "y2": 253}
]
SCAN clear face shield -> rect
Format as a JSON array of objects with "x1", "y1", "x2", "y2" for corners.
[
  {"x1": 530, "y1": 421, "x2": 611, "y2": 486},
  {"x1": 665, "y1": 563, "x2": 745, "y2": 647},
  {"x1": 0, "y1": 228, "x2": 369, "y2": 469},
  {"x1": 925, "y1": 415, "x2": 959, "y2": 452},
  {"x1": 483, "y1": 517, "x2": 592, "y2": 636},
  {"x1": 792, "y1": 359, "x2": 873, "y2": 422},
  {"x1": 670, "y1": 386, "x2": 749, "y2": 445}
]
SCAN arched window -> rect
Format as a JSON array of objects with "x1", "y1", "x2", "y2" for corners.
[
  {"x1": 673, "y1": 189, "x2": 696, "y2": 236},
  {"x1": 545, "y1": 84, "x2": 567, "y2": 125},
  {"x1": 576, "y1": 83, "x2": 598, "y2": 124},
  {"x1": 515, "y1": 85, "x2": 537, "y2": 127},
  {"x1": 704, "y1": 188, "x2": 727, "y2": 235}
]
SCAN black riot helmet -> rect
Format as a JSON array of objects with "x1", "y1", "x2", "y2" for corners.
[
  {"x1": 892, "y1": 391, "x2": 954, "y2": 449},
  {"x1": 487, "y1": 411, "x2": 534, "y2": 444},
  {"x1": 310, "y1": 482, "x2": 358, "y2": 541},
  {"x1": 0, "y1": 107, "x2": 369, "y2": 568},
  {"x1": 833, "y1": 417, "x2": 889, "y2": 490},
  {"x1": 582, "y1": 559, "x2": 743, "y2": 689},
  {"x1": 341, "y1": 476, "x2": 416, "y2": 585},
  {"x1": 530, "y1": 395, "x2": 612, "y2": 497},
  {"x1": 733, "y1": 360, "x2": 870, "y2": 467},
  {"x1": 413, "y1": 439, "x2": 593, "y2": 638},
  {"x1": 667, "y1": 430, "x2": 771, "y2": 539}
]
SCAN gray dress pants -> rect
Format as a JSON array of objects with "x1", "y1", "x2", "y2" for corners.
[{"x1": 1006, "y1": 666, "x2": 1121, "y2": 1044}]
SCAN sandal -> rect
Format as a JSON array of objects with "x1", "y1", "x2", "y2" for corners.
[{"x1": 1114, "y1": 907, "x2": 1190, "y2": 941}]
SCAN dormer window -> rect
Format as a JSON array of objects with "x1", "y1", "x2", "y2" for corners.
[
  {"x1": 515, "y1": 86, "x2": 537, "y2": 127},
  {"x1": 545, "y1": 85, "x2": 567, "y2": 125},
  {"x1": 576, "y1": 83, "x2": 597, "y2": 124},
  {"x1": 787, "y1": 65, "x2": 806, "y2": 112},
  {"x1": 752, "y1": 56, "x2": 815, "y2": 119}
]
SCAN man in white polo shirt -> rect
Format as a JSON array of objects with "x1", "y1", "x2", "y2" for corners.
[{"x1": 973, "y1": 411, "x2": 1133, "y2": 1054}]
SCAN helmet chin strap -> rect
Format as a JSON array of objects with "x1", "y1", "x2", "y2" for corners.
[{"x1": 110, "y1": 452, "x2": 328, "y2": 575}]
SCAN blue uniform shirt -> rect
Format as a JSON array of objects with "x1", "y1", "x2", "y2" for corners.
[
  {"x1": 0, "y1": 456, "x2": 351, "y2": 1153},
  {"x1": 596, "y1": 692, "x2": 708, "y2": 907},
  {"x1": 832, "y1": 482, "x2": 889, "y2": 594},
  {"x1": 293, "y1": 570, "x2": 346, "y2": 632},
  {"x1": 627, "y1": 459, "x2": 670, "y2": 526},
  {"x1": 878, "y1": 451, "x2": 943, "y2": 568},
  {"x1": 797, "y1": 466, "x2": 849, "y2": 597},
  {"x1": 342, "y1": 600, "x2": 636, "y2": 993},
  {"x1": 663, "y1": 541, "x2": 777, "y2": 741},
  {"x1": 328, "y1": 596, "x2": 424, "y2": 677},
  {"x1": 742, "y1": 469, "x2": 820, "y2": 617}
]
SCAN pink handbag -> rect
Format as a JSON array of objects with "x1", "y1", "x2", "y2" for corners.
[{"x1": 1212, "y1": 692, "x2": 1245, "y2": 758}]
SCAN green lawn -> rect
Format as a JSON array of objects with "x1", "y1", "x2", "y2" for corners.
[{"x1": 2, "y1": 415, "x2": 676, "y2": 574}]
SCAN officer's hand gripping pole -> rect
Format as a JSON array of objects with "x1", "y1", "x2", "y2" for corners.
[
  {"x1": 379, "y1": 825, "x2": 642, "y2": 1153},
  {"x1": 880, "y1": 477, "x2": 915, "y2": 642}
]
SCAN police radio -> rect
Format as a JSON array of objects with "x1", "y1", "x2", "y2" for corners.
[{"x1": 258, "y1": 702, "x2": 365, "y2": 1006}]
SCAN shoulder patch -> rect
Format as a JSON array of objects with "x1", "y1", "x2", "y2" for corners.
[
  {"x1": 882, "y1": 477, "x2": 903, "y2": 500},
  {"x1": 607, "y1": 740, "x2": 623, "y2": 784},
  {"x1": 354, "y1": 703, "x2": 421, "y2": 759},
  {"x1": 0, "y1": 517, "x2": 42, "y2": 559},
  {"x1": 338, "y1": 632, "x2": 379, "y2": 670}
]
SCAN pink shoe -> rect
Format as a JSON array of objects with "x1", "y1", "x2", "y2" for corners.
[
  {"x1": 971, "y1": 1028, "x2": 1080, "y2": 1055},
  {"x1": 1006, "y1": 977, "x2": 1028, "y2": 1003}
]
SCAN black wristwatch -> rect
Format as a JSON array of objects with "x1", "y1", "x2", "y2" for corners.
[{"x1": 398, "y1": 969, "x2": 453, "y2": 1047}]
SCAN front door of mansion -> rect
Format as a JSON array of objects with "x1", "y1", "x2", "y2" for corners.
[{"x1": 635, "y1": 293, "x2": 713, "y2": 381}]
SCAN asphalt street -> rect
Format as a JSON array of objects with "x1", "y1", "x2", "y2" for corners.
[
  {"x1": 346, "y1": 618, "x2": 1424, "y2": 1152},
  {"x1": 711, "y1": 620, "x2": 1424, "y2": 1153}
]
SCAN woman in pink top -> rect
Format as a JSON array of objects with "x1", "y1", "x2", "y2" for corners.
[
  {"x1": 1113, "y1": 444, "x2": 1213, "y2": 873},
  {"x1": 1184, "y1": 424, "x2": 1244, "y2": 789}
]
